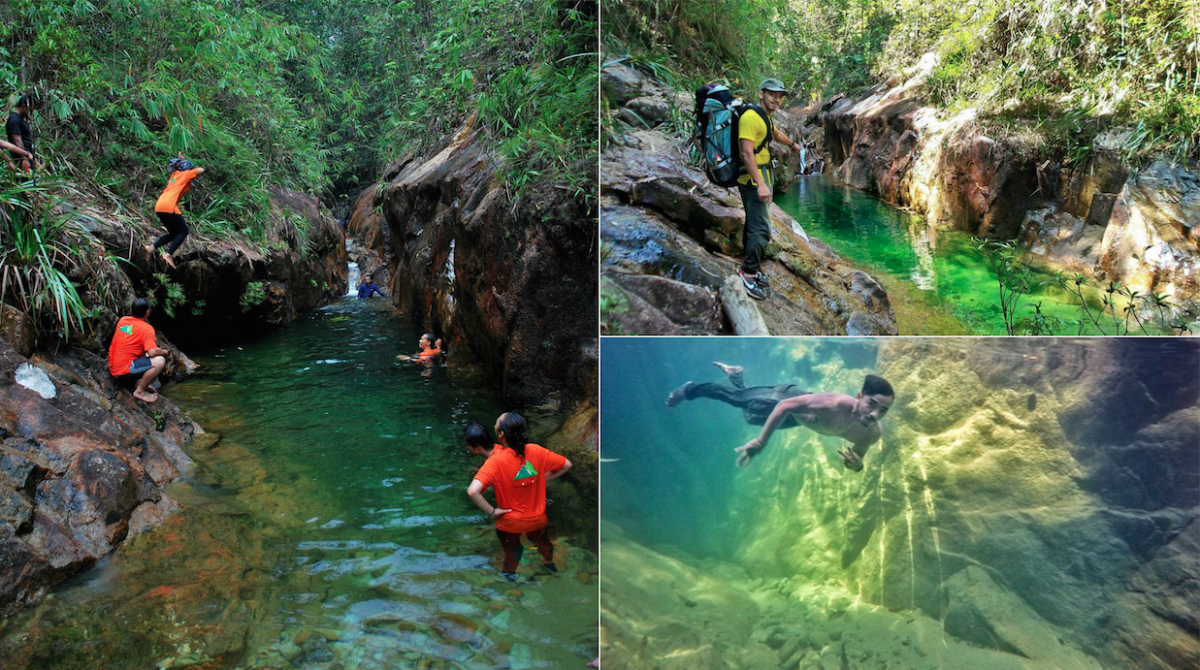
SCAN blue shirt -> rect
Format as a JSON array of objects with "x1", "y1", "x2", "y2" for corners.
[{"x1": 357, "y1": 283, "x2": 386, "y2": 299}]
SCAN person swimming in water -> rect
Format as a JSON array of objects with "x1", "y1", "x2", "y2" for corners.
[
  {"x1": 666, "y1": 362, "x2": 895, "y2": 471},
  {"x1": 396, "y1": 333, "x2": 442, "y2": 363}
]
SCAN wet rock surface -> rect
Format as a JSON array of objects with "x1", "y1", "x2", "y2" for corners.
[
  {"x1": 601, "y1": 61, "x2": 898, "y2": 335},
  {"x1": 344, "y1": 117, "x2": 598, "y2": 422},
  {"x1": 726, "y1": 339, "x2": 1199, "y2": 670},
  {"x1": 0, "y1": 338, "x2": 199, "y2": 617},
  {"x1": 804, "y1": 56, "x2": 1200, "y2": 310}
]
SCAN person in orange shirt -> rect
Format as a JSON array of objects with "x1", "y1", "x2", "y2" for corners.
[
  {"x1": 107, "y1": 298, "x2": 172, "y2": 403},
  {"x1": 466, "y1": 413, "x2": 573, "y2": 579},
  {"x1": 145, "y1": 152, "x2": 204, "y2": 269},
  {"x1": 396, "y1": 332, "x2": 442, "y2": 363}
]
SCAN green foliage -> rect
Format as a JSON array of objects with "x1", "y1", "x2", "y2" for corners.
[
  {"x1": 148, "y1": 272, "x2": 185, "y2": 318},
  {"x1": 605, "y1": 0, "x2": 1197, "y2": 161},
  {"x1": 240, "y1": 280, "x2": 266, "y2": 312},
  {"x1": 973, "y1": 239, "x2": 1035, "y2": 335},
  {"x1": 0, "y1": 172, "x2": 86, "y2": 339}
]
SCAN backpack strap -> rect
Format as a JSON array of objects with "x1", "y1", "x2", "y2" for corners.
[{"x1": 744, "y1": 104, "x2": 773, "y2": 157}]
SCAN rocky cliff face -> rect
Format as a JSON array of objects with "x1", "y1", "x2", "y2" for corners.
[
  {"x1": 729, "y1": 339, "x2": 1198, "y2": 670},
  {"x1": 79, "y1": 187, "x2": 348, "y2": 347},
  {"x1": 600, "y1": 60, "x2": 898, "y2": 335},
  {"x1": 807, "y1": 55, "x2": 1200, "y2": 311},
  {"x1": 0, "y1": 338, "x2": 201, "y2": 616},
  {"x1": 345, "y1": 118, "x2": 598, "y2": 419},
  {"x1": 0, "y1": 186, "x2": 349, "y2": 616}
]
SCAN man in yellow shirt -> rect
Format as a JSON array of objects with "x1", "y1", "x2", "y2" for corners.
[{"x1": 737, "y1": 78, "x2": 804, "y2": 300}]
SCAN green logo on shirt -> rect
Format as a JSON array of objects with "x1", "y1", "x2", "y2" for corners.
[
  {"x1": 513, "y1": 461, "x2": 539, "y2": 481},
  {"x1": 119, "y1": 325, "x2": 133, "y2": 335}
]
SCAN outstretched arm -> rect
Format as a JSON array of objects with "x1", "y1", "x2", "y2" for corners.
[{"x1": 734, "y1": 394, "x2": 814, "y2": 467}]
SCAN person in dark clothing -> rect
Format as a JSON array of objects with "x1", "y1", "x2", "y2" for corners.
[
  {"x1": 6, "y1": 94, "x2": 38, "y2": 172},
  {"x1": 357, "y1": 273, "x2": 387, "y2": 298},
  {"x1": 667, "y1": 362, "x2": 895, "y2": 471},
  {"x1": 144, "y1": 153, "x2": 204, "y2": 269}
]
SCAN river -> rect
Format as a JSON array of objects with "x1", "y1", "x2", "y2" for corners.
[{"x1": 0, "y1": 300, "x2": 597, "y2": 669}]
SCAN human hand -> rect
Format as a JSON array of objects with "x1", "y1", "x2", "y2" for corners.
[
  {"x1": 734, "y1": 438, "x2": 763, "y2": 468},
  {"x1": 490, "y1": 507, "x2": 512, "y2": 519},
  {"x1": 837, "y1": 448, "x2": 863, "y2": 472},
  {"x1": 177, "y1": 151, "x2": 185, "y2": 159},
  {"x1": 757, "y1": 182, "x2": 771, "y2": 203}
]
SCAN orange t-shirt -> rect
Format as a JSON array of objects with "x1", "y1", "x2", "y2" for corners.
[
  {"x1": 154, "y1": 168, "x2": 200, "y2": 214},
  {"x1": 417, "y1": 348, "x2": 442, "y2": 359},
  {"x1": 108, "y1": 316, "x2": 157, "y2": 376},
  {"x1": 473, "y1": 443, "x2": 567, "y2": 533}
]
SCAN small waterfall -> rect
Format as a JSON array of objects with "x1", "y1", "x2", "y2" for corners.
[
  {"x1": 346, "y1": 261, "x2": 360, "y2": 297},
  {"x1": 798, "y1": 144, "x2": 807, "y2": 174}
]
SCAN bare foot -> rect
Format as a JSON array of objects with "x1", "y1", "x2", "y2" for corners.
[
  {"x1": 712, "y1": 361, "x2": 743, "y2": 377},
  {"x1": 133, "y1": 389, "x2": 159, "y2": 403},
  {"x1": 665, "y1": 381, "x2": 693, "y2": 408},
  {"x1": 160, "y1": 251, "x2": 177, "y2": 269}
]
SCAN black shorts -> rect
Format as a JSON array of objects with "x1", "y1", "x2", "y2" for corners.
[{"x1": 113, "y1": 355, "x2": 153, "y2": 388}]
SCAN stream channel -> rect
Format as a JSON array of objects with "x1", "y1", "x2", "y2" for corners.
[
  {"x1": 0, "y1": 300, "x2": 598, "y2": 669},
  {"x1": 776, "y1": 176, "x2": 1152, "y2": 335}
]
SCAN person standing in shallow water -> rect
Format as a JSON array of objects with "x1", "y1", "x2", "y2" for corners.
[
  {"x1": 356, "y1": 272, "x2": 387, "y2": 299},
  {"x1": 465, "y1": 413, "x2": 573, "y2": 579},
  {"x1": 146, "y1": 152, "x2": 204, "y2": 269},
  {"x1": 666, "y1": 362, "x2": 895, "y2": 470}
]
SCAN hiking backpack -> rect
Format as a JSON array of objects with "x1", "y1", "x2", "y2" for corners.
[{"x1": 694, "y1": 84, "x2": 773, "y2": 187}]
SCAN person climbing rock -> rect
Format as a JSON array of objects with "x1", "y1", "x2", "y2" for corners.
[
  {"x1": 107, "y1": 297, "x2": 172, "y2": 404},
  {"x1": 396, "y1": 332, "x2": 441, "y2": 363},
  {"x1": 736, "y1": 78, "x2": 804, "y2": 301},
  {"x1": 465, "y1": 413, "x2": 573, "y2": 580},
  {"x1": 666, "y1": 362, "x2": 894, "y2": 471},
  {"x1": 356, "y1": 273, "x2": 387, "y2": 298},
  {"x1": 146, "y1": 152, "x2": 204, "y2": 269},
  {"x1": 6, "y1": 94, "x2": 39, "y2": 172}
]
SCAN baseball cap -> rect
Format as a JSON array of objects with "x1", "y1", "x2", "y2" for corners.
[{"x1": 760, "y1": 78, "x2": 788, "y2": 93}]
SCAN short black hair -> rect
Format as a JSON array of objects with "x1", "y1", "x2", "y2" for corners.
[
  {"x1": 862, "y1": 374, "x2": 894, "y2": 398},
  {"x1": 16, "y1": 94, "x2": 34, "y2": 109},
  {"x1": 464, "y1": 421, "x2": 492, "y2": 451},
  {"x1": 131, "y1": 298, "x2": 150, "y2": 318},
  {"x1": 497, "y1": 412, "x2": 529, "y2": 458}
]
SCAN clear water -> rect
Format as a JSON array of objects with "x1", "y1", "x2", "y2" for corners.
[
  {"x1": 0, "y1": 301, "x2": 597, "y2": 669},
  {"x1": 775, "y1": 177, "x2": 1155, "y2": 335},
  {"x1": 599, "y1": 337, "x2": 1198, "y2": 670}
]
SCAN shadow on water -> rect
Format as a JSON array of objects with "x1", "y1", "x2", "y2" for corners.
[
  {"x1": 0, "y1": 299, "x2": 597, "y2": 670},
  {"x1": 601, "y1": 337, "x2": 1199, "y2": 670}
]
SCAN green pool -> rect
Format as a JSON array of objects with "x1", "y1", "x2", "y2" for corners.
[{"x1": 0, "y1": 301, "x2": 597, "y2": 669}]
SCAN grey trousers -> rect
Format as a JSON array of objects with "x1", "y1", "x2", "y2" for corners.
[{"x1": 737, "y1": 172, "x2": 772, "y2": 275}]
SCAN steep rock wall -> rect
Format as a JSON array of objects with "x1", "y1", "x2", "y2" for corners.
[
  {"x1": 807, "y1": 57, "x2": 1200, "y2": 309},
  {"x1": 348, "y1": 118, "x2": 598, "y2": 415}
]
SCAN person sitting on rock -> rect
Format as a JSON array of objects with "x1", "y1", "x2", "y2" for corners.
[
  {"x1": 107, "y1": 297, "x2": 172, "y2": 403},
  {"x1": 465, "y1": 412, "x2": 573, "y2": 580},
  {"x1": 396, "y1": 333, "x2": 442, "y2": 363},
  {"x1": 666, "y1": 362, "x2": 894, "y2": 471},
  {"x1": 356, "y1": 272, "x2": 387, "y2": 299},
  {"x1": 145, "y1": 152, "x2": 204, "y2": 269}
]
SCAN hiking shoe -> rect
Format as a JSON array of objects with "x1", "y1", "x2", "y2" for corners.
[
  {"x1": 666, "y1": 381, "x2": 694, "y2": 408},
  {"x1": 739, "y1": 270, "x2": 767, "y2": 301}
]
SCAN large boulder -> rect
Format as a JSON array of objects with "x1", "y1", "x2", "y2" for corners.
[{"x1": 0, "y1": 339, "x2": 198, "y2": 616}]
